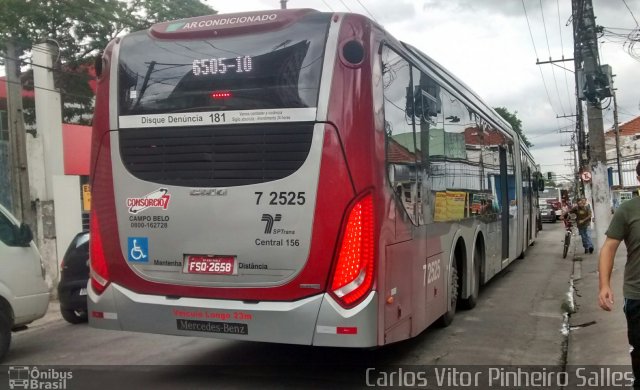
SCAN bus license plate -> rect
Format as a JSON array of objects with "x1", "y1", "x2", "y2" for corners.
[{"x1": 185, "y1": 255, "x2": 236, "y2": 275}]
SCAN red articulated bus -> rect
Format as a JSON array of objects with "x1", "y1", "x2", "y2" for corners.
[{"x1": 89, "y1": 9, "x2": 540, "y2": 347}]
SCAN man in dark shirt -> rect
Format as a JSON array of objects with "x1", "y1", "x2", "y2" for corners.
[
  {"x1": 599, "y1": 161, "x2": 640, "y2": 388},
  {"x1": 567, "y1": 197, "x2": 594, "y2": 254}
]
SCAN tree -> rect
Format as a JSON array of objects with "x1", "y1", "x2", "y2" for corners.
[
  {"x1": 493, "y1": 106, "x2": 533, "y2": 148},
  {"x1": 0, "y1": 0, "x2": 216, "y2": 124}
]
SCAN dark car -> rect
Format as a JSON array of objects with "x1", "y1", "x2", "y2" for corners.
[
  {"x1": 539, "y1": 204, "x2": 556, "y2": 223},
  {"x1": 58, "y1": 232, "x2": 89, "y2": 324}
]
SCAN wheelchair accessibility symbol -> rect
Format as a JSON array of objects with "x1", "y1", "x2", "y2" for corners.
[{"x1": 127, "y1": 237, "x2": 149, "y2": 262}]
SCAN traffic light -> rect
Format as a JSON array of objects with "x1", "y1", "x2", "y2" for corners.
[{"x1": 547, "y1": 172, "x2": 553, "y2": 180}]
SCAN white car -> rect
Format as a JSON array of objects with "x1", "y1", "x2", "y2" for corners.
[{"x1": 0, "y1": 204, "x2": 49, "y2": 362}]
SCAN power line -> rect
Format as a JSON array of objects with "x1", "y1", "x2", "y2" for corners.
[
  {"x1": 0, "y1": 54, "x2": 96, "y2": 81},
  {"x1": 320, "y1": 0, "x2": 334, "y2": 11},
  {"x1": 601, "y1": 26, "x2": 637, "y2": 32},
  {"x1": 539, "y1": 0, "x2": 567, "y2": 115},
  {"x1": 557, "y1": 0, "x2": 574, "y2": 113},
  {"x1": 522, "y1": 0, "x2": 541, "y2": 59},
  {"x1": 0, "y1": 76, "x2": 94, "y2": 100},
  {"x1": 622, "y1": 0, "x2": 640, "y2": 27},
  {"x1": 522, "y1": 0, "x2": 560, "y2": 121},
  {"x1": 337, "y1": 0, "x2": 352, "y2": 12},
  {"x1": 355, "y1": 0, "x2": 378, "y2": 22}
]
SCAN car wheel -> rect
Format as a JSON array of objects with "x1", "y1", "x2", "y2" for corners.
[
  {"x1": 61, "y1": 309, "x2": 88, "y2": 324},
  {"x1": 0, "y1": 311, "x2": 11, "y2": 362}
]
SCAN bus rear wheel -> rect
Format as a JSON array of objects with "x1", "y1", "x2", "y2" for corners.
[
  {"x1": 437, "y1": 259, "x2": 458, "y2": 327},
  {"x1": 460, "y1": 245, "x2": 481, "y2": 310}
]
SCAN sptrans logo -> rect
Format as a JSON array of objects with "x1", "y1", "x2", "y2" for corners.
[
  {"x1": 8, "y1": 366, "x2": 72, "y2": 389},
  {"x1": 126, "y1": 188, "x2": 171, "y2": 214},
  {"x1": 261, "y1": 214, "x2": 282, "y2": 234}
]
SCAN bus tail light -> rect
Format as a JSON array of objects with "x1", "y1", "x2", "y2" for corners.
[
  {"x1": 90, "y1": 212, "x2": 110, "y2": 294},
  {"x1": 330, "y1": 193, "x2": 375, "y2": 307}
]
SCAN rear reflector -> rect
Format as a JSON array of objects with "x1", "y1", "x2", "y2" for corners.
[
  {"x1": 316, "y1": 325, "x2": 358, "y2": 335},
  {"x1": 91, "y1": 311, "x2": 118, "y2": 320},
  {"x1": 337, "y1": 327, "x2": 358, "y2": 335},
  {"x1": 330, "y1": 193, "x2": 375, "y2": 306}
]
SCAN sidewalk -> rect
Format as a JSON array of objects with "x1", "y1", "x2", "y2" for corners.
[{"x1": 567, "y1": 244, "x2": 629, "y2": 365}]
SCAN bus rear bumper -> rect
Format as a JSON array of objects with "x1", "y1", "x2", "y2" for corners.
[{"x1": 88, "y1": 283, "x2": 378, "y2": 347}]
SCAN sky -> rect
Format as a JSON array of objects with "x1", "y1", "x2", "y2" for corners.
[{"x1": 208, "y1": 0, "x2": 640, "y2": 178}]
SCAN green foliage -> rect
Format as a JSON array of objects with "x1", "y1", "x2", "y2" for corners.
[
  {"x1": 0, "y1": 0, "x2": 216, "y2": 124},
  {"x1": 493, "y1": 106, "x2": 533, "y2": 148}
]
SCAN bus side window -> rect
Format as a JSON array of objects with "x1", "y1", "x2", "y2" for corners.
[
  {"x1": 382, "y1": 46, "x2": 419, "y2": 225},
  {"x1": 412, "y1": 67, "x2": 439, "y2": 225}
]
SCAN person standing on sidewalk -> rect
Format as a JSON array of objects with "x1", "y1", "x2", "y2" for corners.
[
  {"x1": 599, "y1": 161, "x2": 640, "y2": 389},
  {"x1": 566, "y1": 197, "x2": 594, "y2": 254}
]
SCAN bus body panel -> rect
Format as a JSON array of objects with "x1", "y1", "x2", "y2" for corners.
[
  {"x1": 89, "y1": 10, "x2": 360, "y2": 303},
  {"x1": 89, "y1": 283, "x2": 378, "y2": 347},
  {"x1": 110, "y1": 123, "x2": 324, "y2": 288},
  {"x1": 93, "y1": 123, "x2": 357, "y2": 301},
  {"x1": 326, "y1": 13, "x2": 377, "y2": 195},
  {"x1": 89, "y1": 9, "x2": 539, "y2": 348}
]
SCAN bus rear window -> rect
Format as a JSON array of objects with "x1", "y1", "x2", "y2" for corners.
[{"x1": 118, "y1": 13, "x2": 330, "y2": 116}]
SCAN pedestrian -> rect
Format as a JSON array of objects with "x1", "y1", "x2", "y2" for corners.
[
  {"x1": 566, "y1": 197, "x2": 594, "y2": 254},
  {"x1": 599, "y1": 160, "x2": 640, "y2": 389},
  {"x1": 509, "y1": 199, "x2": 517, "y2": 218}
]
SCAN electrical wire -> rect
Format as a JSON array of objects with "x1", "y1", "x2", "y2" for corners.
[
  {"x1": 0, "y1": 54, "x2": 96, "y2": 80},
  {"x1": 539, "y1": 0, "x2": 566, "y2": 115},
  {"x1": 337, "y1": 0, "x2": 352, "y2": 12},
  {"x1": 0, "y1": 76, "x2": 94, "y2": 100},
  {"x1": 522, "y1": 0, "x2": 560, "y2": 124},
  {"x1": 320, "y1": 0, "x2": 334, "y2": 12},
  {"x1": 557, "y1": 0, "x2": 574, "y2": 113},
  {"x1": 522, "y1": 0, "x2": 541, "y2": 60},
  {"x1": 355, "y1": 0, "x2": 378, "y2": 22},
  {"x1": 622, "y1": 0, "x2": 640, "y2": 27}
]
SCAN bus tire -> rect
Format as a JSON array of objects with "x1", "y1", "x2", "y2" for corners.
[
  {"x1": 61, "y1": 309, "x2": 88, "y2": 324},
  {"x1": 518, "y1": 227, "x2": 529, "y2": 259},
  {"x1": 0, "y1": 310, "x2": 11, "y2": 362},
  {"x1": 460, "y1": 245, "x2": 482, "y2": 310},
  {"x1": 437, "y1": 258, "x2": 458, "y2": 327}
]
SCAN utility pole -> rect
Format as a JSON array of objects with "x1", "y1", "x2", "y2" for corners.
[
  {"x1": 280, "y1": 0, "x2": 287, "y2": 9},
  {"x1": 5, "y1": 40, "x2": 34, "y2": 228},
  {"x1": 571, "y1": 0, "x2": 585, "y2": 197},
  {"x1": 612, "y1": 88, "x2": 623, "y2": 186},
  {"x1": 571, "y1": 134, "x2": 580, "y2": 198},
  {"x1": 575, "y1": 0, "x2": 612, "y2": 252}
]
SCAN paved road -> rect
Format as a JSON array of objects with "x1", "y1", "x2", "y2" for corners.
[{"x1": 4, "y1": 222, "x2": 577, "y2": 388}]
